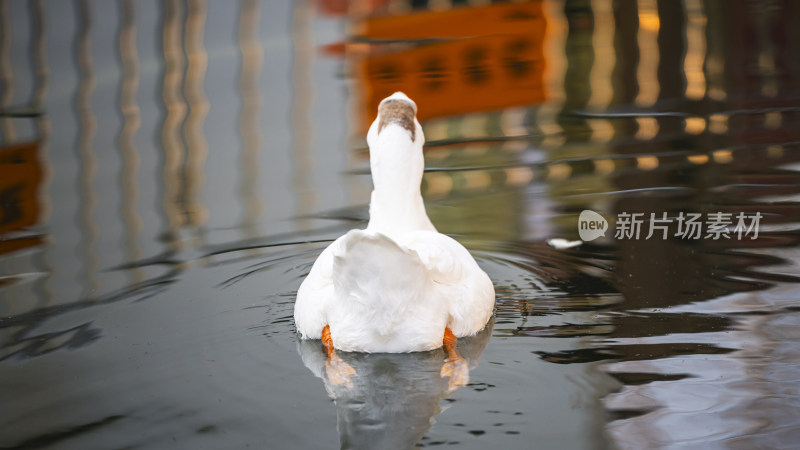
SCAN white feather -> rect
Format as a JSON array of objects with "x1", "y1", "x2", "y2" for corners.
[
  {"x1": 294, "y1": 92, "x2": 495, "y2": 353},
  {"x1": 547, "y1": 238, "x2": 583, "y2": 249}
]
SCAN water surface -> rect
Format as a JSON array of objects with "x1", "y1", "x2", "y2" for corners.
[{"x1": 2, "y1": 1, "x2": 800, "y2": 449}]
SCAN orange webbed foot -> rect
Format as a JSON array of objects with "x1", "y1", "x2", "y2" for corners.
[
  {"x1": 322, "y1": 325, "x2": 356, "y2": 388},
  {"x1": 440, "y1": 327, "x2": 469, "y2": 391}
]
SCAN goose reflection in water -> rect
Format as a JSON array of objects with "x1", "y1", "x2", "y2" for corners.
[{"x1": 296, "y1": 318, "x2": 493, "y2": 450}]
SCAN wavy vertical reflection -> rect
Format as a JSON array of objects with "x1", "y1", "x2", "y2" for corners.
[
  {"x1": 31, "y1": 0, "x2": 53, "y2": 307},
  {"x1": 634, "y1": 0, "x2": 659, "y2": 107},
  {"x1": 610, "y1": 0, "x2": 639, "y2": 142},
  {"x1": 702, "y1": 0, "x2": 726, "y2": 101},
  {"x1": 559, "y1": 0, "x2": 593, "y2": 143},
  {"x1": 238, "y1": 0, "x2": 263, "y2": 237},
  {"x1": 683, "y1": 0, "x2": 706, "y2": 101},
  {"x1": 0, "y1": 0, "x2": 16, "y2": 143},
  {"x1": 183, "y1": 0, "x2": 208, "y2": 229},
  {"x1": 536, "y1": 0, "x2": 567, "y2": 149},
  {"x1": 29, "y1": 0, "x2": 49, "y2": 109},
  {"x1": 588, "y1": 0, "x2": 615, "y2": 143},
  {"x1": 159, "y1": 0, "x2": 187, "y2": 248},
  {"x1": 291, "y1": 0, "x2": 315, "y2": 228},
  {"x1": 118, "y1": 0, "x2": 143, "y2": 282},
  {"x1": 74, "y1": 0, "x2": 98, "y2": 296},
  {"x1": 754, "y1": 5, "x2": 779, "y2": 98}
]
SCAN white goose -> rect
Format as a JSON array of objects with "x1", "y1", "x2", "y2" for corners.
[{"x1": 294, "y1": 92, "x2": 495, "y2": 359}]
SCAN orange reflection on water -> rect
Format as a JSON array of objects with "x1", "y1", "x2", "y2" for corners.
[
  {"x1": 0, "y1": 142, "x2": 42, "y2": 255},
  {"x1": 351, "y1": 1, "x2": 547, "y2": 130}
]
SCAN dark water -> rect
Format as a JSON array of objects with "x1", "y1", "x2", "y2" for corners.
[{"x1": 2, "y1": 1, "x2": 800, "y2": 449}]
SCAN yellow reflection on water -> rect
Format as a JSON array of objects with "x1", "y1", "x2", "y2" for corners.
[
  {"x1": 683, "y1": 116, "x2": 706, "y2": 135},
  {"x1": 588, "y1": 0, "x2": 615, "y2": 143},
  {"x1": 537, "y1": 0, "x2": 567, "y2": 149},
  {"x1": 184, "y1": 0, "x2": 210, "y2": 228},
  {"x1": 635, "y1": 0, "x2": 659, "y2": 107},
  {"x1": 635, "y1": 155, "x2": 659, "y2": 171},
  {"x1": 504, "y1": 166, "x2": 534, "y2": 187},
  {"x1": 635, "y1": 116, "x2": 658, "y2": 140},
  {"x1": 764, "y1": 111, "x2": 782, "y2": 129},
  {"x1": 119, "y1": 0, "x2": 143, "y2": 279},
  {"x1": 708, "y1": 113, "x2": 728, "y2": 134},
  {"x1": 684, "y1": 0, "x2": 706, "y2": 100},
  {"x1": 291, "y1": 0, "x2": 316, "y2": 225},
  {"x1": 687, "y1": 154, "x2": 709, "y2": 165},
  {"x1": 161, "y1": 0, "x2": 188, "y2": 243},
  {"x1": 593, "y1": 158, "x2": 616, "y2": 176},
  {"x1": 712, "y1": 149, "x2": 733, "y2": 164},
  {"x1": 238, "y1": 0, "x2": 264, "y2": 236}
]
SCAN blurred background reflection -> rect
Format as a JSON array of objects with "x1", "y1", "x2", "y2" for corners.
[{"x1": 1, "y1": 0, "x2": 800, "y2": 448}]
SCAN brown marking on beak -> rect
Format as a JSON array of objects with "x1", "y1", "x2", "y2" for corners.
[{"x1": 378, "y1": 99, "x2": 416, "y2": 141}]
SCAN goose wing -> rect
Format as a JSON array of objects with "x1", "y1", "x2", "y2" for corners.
[{"x1": 397, "y1": 231, "x2": 495, "y2": 337}]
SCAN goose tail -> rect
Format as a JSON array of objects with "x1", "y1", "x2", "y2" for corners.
[{"x1": 332, "y1": 230, "x2": 427, "y2": 332}]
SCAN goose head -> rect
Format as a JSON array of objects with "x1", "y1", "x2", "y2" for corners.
[
  {"x1": 366, "y1": 92, "x2": 425, "y2": 148},
  {"x1": 363, "y1": 92, "x2": 435, "y2": 234}
]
